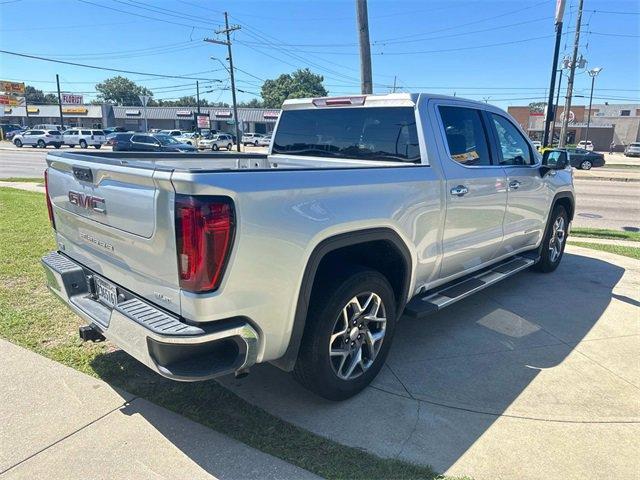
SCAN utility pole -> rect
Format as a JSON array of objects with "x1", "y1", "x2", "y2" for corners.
[
  {"x1": 550, "y1": 68, "x2": 564, "y2": 145},
  {"x1": 558, "y1": 0, "x2": 584, "y2": 148},
  {"x1": 55, "y1": 74, "x2": 64, "y2": 128},
  {"x1": 205, "y1": 12, "x2": 241, "y2": 152},
  {"x1": 542, "y1": 0, "x2": 565, "y2": 147},
  {"x1": 356, "y1": 0, "x2": 373, "y2": 94},
  {"x1": 196, "y1": 81, "x2": 201, "y2": 114},
  {"x1": 392, "y1": 76, "x2": 397, "y2": 93}
]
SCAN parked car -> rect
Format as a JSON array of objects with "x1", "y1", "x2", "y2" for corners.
[
  {"x1": 576, "y1": 140, "x2": 594, "y2": 151},
  {"x1": 174, "y1": 132, "x2": 201, "y2": 147},
  {"x1": 41, "y1": 93, "x2": 574, "y2": 400},
  {"x1": 624, "y1": 142, "x2": 640, "y2": 157},
  {"x1": 13, "y1": 129, "x2": 62, "y2": 148},
  {"x1": 159, "y1": 129, "x2": 183, "y2": 137},
  {"x1": 241, "y1": 132, "x2": 265, "y2": 146},
  {"x1": 257, "y1": 134, "x2": 272, "y2": 147},
  {"x1": 112, "y1": 133, "x2": 196, "y2": 152},
  {"x1": 33, "y1": 124, "x2": 64, "y2": 132},
  {"x1": 4, "y1": 126, "x2": 27, "y2": 140},
  {"x1": 565, "y1": 148, "x2": 605, "y2": 170},
  {"x1": 198, "y1": 133, "x2": 234, "y2": 151},
  {"x1": 531, "y1": 140, "x2": 542, "y2": 150},
  {"x1": 63, "y1": 129, "x2": 106, "y2": 149},
  {"x1": 1, "y1": 123, "x2": 23, "y2": 138}
]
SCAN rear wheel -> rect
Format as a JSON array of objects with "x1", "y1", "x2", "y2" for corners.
[
  {"x1": 54, "y1": 143, "x2": 61, "y2": 149},
  {"x1": 37, "y1": 140, "x2": 45, "y2": 148},
  {"x1": 212, "y1": 144, "x2": 219, "y2": 151},
  {"x1": 580, "y1": 160, "x2": 592, "y2": 170},
  {"x1": 69, "y1": 144, "x2": 74, "y2": 148},
  {"x1": 533, "y1": 205, "x2": 568, "y2": 273},
  {"x1": 14, "y1": 139, "x2": 22, "y2": 147},
  {"x1": 79, "y1": 140, "x2": 88, "y2": 149},
  {"x1": 94, "y1": 145, "x2": 101, "y2": 149},
  {"x1": 227, "y1": 143, "x2": 232, "y2": 150},
  {"x1": 254, "y1": 140, "x2": 259, "y2": 146},
  {"x1": 293, "y1": 267, "x2": 396, "y2": 400}
]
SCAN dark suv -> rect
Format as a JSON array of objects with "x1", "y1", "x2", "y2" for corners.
[{"x1": 110, "y1": 134, "x2": 197, "y2": 152}]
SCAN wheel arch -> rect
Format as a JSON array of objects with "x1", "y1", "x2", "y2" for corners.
[
  {"x1": 272, "y1": 227, "x2": 412, "y2": 371},
  {"x1": 553, "y1": 190, "x2": 575, "y2": 222}
]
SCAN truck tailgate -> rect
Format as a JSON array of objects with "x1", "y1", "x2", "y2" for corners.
[{"x1": 46, "y1": 155, "x2": 181, "y2": 314}]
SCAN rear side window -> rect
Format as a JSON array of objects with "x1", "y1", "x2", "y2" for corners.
[
  {"x1": 81, "y1": 130, "x2": 91, "y2": 135},
  {"x1": 33, "y1": 130, "x2": 45, "y2": 135},
  {"x1": 48, "y1": 130, "x2": 60, "y2": 135},
  {"x1": 273, "y1": 106, "x2": 420, "y2": 163},
  {"x1": 490, "y1": 114, "x2": 533, "y2": 166},
  {"x1": 439, "y1": 106, "x2": 491, "y2": 166},
  {"x1": 93, "y1": 130, "x2": 104, "y2": 135}
]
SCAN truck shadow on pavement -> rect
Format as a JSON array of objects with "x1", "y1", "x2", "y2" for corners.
[{"x1": 91, "y1": 251, "x2": 637, "y2": 478}]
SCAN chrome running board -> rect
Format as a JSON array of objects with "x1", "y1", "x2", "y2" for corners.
[{"x1": 404, "y1": 255, "x2": 537, "y2": 319}]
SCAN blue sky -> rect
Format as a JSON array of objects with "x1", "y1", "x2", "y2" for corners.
[{"x1": 1, "y1": 0, "x2": 638, "y2": 109}]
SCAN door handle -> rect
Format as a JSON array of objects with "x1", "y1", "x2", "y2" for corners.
[
  {"x1": 450, "y1": 185, "x2": 469, "y2": 197},
  {"x1": 509, "y1": 180, "x2": 521, "y2": 190}
]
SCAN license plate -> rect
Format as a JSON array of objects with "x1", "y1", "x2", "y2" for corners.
[{"x1": 95, "y1": 276, "x2": 118, "y2": 307}]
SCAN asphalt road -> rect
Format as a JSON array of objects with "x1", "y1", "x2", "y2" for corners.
[{"x1": 1, "y1": 145, "x2": 637, "y2": 231}]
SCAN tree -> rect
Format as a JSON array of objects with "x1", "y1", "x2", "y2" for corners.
[
  {"x1": 261, "y1": 68, "x2": 327, "y2": 108},
  {"x1": 25, "y1": 85, "x2": 58, "y2": 105},
  {"x1": 238, "y1": 98, "x2": 263, "y2": 108},
  {"x1": 529, "y1": 102, "x2": 546, "y2": 114},
  {"x1": 95, "y1": 76, "x2": 153, "y2": 105}
]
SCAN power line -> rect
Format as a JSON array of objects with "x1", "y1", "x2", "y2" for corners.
[
  {"x1": 0, "y1": 49, "x2": 220, "y2": 80},
  {"x1": 113, "y1": 0, "x2": 222, "y2": 28}
]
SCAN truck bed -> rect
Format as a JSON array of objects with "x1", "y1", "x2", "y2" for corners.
[{"x1": 48, "y1": 151, "x2": 415, "y2": 172}]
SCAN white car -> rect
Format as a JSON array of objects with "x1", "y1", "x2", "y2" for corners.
[
  {"x1": 13, "y1": 129, "x2": 63, "y2": 148},
  {"x1": 159, "y1": 129, "x2": 183, "y2": 137},
  {"x1": 532, "y1": 140, "x2": 542, "y2": 150},
  {"x1": 577, "y1": 140, "x2": 594, "y2": 151},
  {"x1": 174, "y1": 132, "x2": 200, "y2": 147},
  {"x1": 63, "y1": 129, "x2": 106, "y2": 149},
  {"x1": 33, "y1": 124, "x2": 64, "y2": 132},
  {"x1": 241, "y1": 132, "x2": 265, "y2": 146},
  {"x1": 198, "y1": 133, "x2": 234, "y2": 151},
  {"x1": 257, "y1": 134, "x2": 272, "y2": 147}
]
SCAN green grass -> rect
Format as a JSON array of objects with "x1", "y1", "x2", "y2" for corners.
[
  {"x1": 568, "y1": 241, "x2": 640, "y2": 260},
  {"x1": 0, "y1": 187, "x2": 461, "y2": 480},
  {"x1": 570, "y1": 228, "x2": 640, "y2": 242},
  {"x1": 0, "y1": 177, "x2": 44, "y2": 183}
]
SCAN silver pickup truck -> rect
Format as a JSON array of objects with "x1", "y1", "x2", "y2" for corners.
[{"x1": 42, "y1": 93, "x2": 574, "y2": 400}]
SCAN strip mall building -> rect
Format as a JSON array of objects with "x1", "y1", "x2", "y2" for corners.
[
  {"x1": 508, "y1": 103, "x2": 640, "y2": 151},
  {"x1": 2, "y1": 104, "x2": 281, "y2": 134}
]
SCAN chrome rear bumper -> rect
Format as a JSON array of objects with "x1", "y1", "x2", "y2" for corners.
[{"x1": 42, "y1": 251, "x2": 258, "y2": 381}]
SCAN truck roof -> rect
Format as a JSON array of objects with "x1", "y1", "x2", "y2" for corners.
[{"x1": 282, "y1": 92, "x2": 490, "y2": 110}]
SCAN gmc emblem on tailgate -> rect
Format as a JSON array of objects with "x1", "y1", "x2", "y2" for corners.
[{"x1": 68, "y1": 191, "x2": 106, "y2": 214}]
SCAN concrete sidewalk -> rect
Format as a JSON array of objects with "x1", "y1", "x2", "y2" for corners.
[
  {"x1": 221, "y1": 246, "x2": 640, "y2": 480},
  {"x1": 0, "y1": 340, "x2": 319, "y2": 480}
]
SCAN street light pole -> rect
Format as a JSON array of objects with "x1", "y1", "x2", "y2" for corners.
[
  {"x1": 584, "y1": 67, "x2": 603, "y2": 145},
  {"x1": 138, "y1": 94, "x2": 150, "y2": 132},
  {"x1": 559, "y1": 0, "x2": 584, "y2": 147}
]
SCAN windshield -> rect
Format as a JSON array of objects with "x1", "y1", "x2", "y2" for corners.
[
  {"x1": 155, "y1": 135, "x2": 180, "y2": 145},
  {"x1": 272, "y1": 106, "x2": 420, "y2": 163}
]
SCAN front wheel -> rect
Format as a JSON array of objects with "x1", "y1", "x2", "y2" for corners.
[
  {"x1": 54, "y1": 143, "x2": 61, "y2": 149},
  {"x1": 37, "y1": 140, "x2": 46, "y2": 148},
  {"x1": 227, "y1": 144, "x2": 233, "y2": 151},
  {"x1": 293, "y1": 267, "x2": 396, "y2": 400},
  {"x1": 580, "y1": 160, "x2": 592, "y2": 170},
  {"x1": 94, "y1": 145, "x2": 101, "y2": 149},
  {"x1": 212, "y1": 144, "x2": 219, "y2": 151},
  {"x1": 533, "y1": 205, "x2": 568, "y2": 273},
  {"x1": 14, "y1": 139, "x2": 22, "y2": 148},
  {"x1": 79, "y1": 140, "x2": 88, "y2": 149}
]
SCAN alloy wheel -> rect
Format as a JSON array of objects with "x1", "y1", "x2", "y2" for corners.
[
  {"x1": 549, "y1": 216, "x2": 566, "y2": 263},
  {"x1": 329, "y1": 292, "x2": 387, "y2": 380}
]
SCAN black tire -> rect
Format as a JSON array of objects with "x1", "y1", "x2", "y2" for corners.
[
  {"x1": 79, "y1": 140, "x2": 88, "y2": 149},
  {"x1": 69, "y1": 144, "x2": 74, "y2": 148},
  {"x1": 254, "y1": 140, "x2": 259, "y2": 146},
  {"x1": 31, "y1": 144, "x2": 37, "y2": 148},
  {"x1": 14, "y1": 139, "x2": 22, "y2": 148},
  {"x1": 37, "y1": 140, "x2": 45, "y2": 148},
  {"x1": 212, "y1": 144, "x2": 219, "y2": 151},
  {"x1": 94, "y1": 145, "x2": 101, "y2": 149},
  {"x1": 293, "y1": 266, "x2": 397, "y2": 400},
  {"x1": 227, "y1": 144, "x2": 232, "y2": 151},
  {"x1": 580, "y1": 160, "x2": 592, "y2": 170},
  {"x1": 533, "y1": 205, "x2": 568, "y2": 273},
  {"x1": 54, "y1": 143, "x2": 61, "y2": 149}
]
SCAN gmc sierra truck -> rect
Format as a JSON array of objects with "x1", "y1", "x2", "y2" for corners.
[{"x1": 41, "y1": 93, "x2": 574, "y2": 400}]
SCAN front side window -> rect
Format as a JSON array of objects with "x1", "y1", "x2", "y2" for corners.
[
  {"x1": 273, "y1": 106, "x2": 420, "y2": 163},
  {"x1": 81, "y1": 130, "x2": 91, "y2": 135},
  {"x1": 132, "y1": 135, "x2": 156, "y2": 144},
  {"x1": 439, "y1": 106, "x2": 491, "y2": 166},
  {"x1": 490, "y1": 114, "x2": 533, "y2": 166}
]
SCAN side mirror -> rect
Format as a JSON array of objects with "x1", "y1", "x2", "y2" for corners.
[{"x1": 542, "y1": 149, "x2": 568, "y2": 171}]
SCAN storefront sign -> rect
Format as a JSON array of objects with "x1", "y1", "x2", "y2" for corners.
[
  {"x1": 27, "y1": 107, "x2": 39, "y2": 113},
  {"x1": 195, "y1": 113, "x2": 210, "y2": 129},
  {"x1": 125, "y1": 109, "x2": 140, "y2": 115},
  {"x1": 61, "y1": 93, "x2": 84, "y2": 105},
  {"x1": 0, "y1": 81, "x2": 25, "y2": 94},
  {"x1": 3, "y1": 108, "x2": 11, "y2": 114},
  {"x1": 176, "y1": 110, "x2": 192, "y2": 116},
  {"x1": 263, "y1": 111, "x2": 279, "y2": 119},
  {"x1": 62, "y1": 107, "x2": 88, "y2": 114},
  {"x1": 0, "y1": 95, "x2": 25, "y2": 106},
  {"x1": 214, "y1": 110, "x2": 232, "y2": 118}
]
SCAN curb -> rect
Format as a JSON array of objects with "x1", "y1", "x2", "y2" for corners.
[{"x1": 574, "y1": 176, "x2": 640, "y2": 183}]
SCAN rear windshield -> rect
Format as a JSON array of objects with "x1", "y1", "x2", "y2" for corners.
[{"x1": 272, "y1": 106, "x2": 420, "y2": 163}]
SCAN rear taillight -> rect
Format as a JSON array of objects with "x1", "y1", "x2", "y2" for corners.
[
  {"x1": 175, "y1": 195, "x2": 234, "y2": 293},
  {"x1": 44, "y1": 169, "x2": 56, "y2": 230}
]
